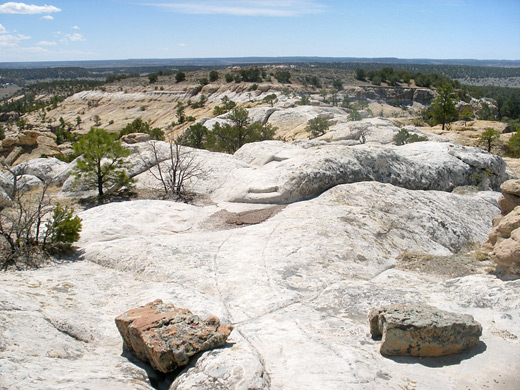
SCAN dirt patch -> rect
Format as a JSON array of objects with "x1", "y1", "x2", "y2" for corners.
[
  {"x1": 395, "y1": 251, "x2": 494, "y2": 279},
  {"x1": 0, "y1": 242, "x2": 55, "y2": 271},
  {"x1": 0, "y1": 84, "x2": 21, "y2": 99},
  {"x1": 202, "y1": 205, "x2": 286, "y2": 231}
]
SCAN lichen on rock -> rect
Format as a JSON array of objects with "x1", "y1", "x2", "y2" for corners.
[
  {"x1": 115, "y1": 299, "x2": 233, "y2": 373},
  {"x1": 369, "y1": 303, "x2": 482, "y2": 357}
]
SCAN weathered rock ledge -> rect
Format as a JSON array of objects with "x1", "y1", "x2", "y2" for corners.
[{"x1": 482, "y1": 178, "x2": 520, "y2": 274}]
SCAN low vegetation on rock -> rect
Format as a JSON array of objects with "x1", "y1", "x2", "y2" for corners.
[
  {"x1": 393, "y1": 128, "x2": 428, "y2": 145},
  {"x1": 0, "y1": 164, "x2": 82, "y2": 270},
  {"x1": 306, "y1": 115, "x2": 331, "y2": 138}
]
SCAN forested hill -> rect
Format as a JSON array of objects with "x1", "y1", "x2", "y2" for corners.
[
  {"x1": 1, "y1": 57, "x2": 520, "y2": 69},
  {"x1": 2, "y1": 62, "x2": 520, "y2": 88}
]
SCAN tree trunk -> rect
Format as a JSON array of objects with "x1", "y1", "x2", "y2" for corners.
[
  {"x1": 98, "y1": 175, "x2": 103, "y2": 197},
  {"x1": 97, "y1": 161, "x2": 103, "y2": 197}
]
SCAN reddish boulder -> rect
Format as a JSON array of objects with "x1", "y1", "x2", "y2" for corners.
[{"x1": 115, "y1": 300, "x2": 233, "y2": 373}]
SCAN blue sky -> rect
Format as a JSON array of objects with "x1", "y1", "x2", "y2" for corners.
[{"x1": 0, "y1": 0, "x2": 519, "y2": 62}]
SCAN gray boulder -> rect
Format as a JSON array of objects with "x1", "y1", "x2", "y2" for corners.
[
  {"x1": 11, "y1": 157, "x2": 71, "y2": 186},
  {"x1": 369, "y1": 304, "x2": 482, "y2": 356},
  {"x1": 16, "y1": 174, "x2": 43, "y2": 192}
]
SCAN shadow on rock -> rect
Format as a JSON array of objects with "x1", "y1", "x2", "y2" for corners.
[
  {"x1": 121, "y1": 341, "x2": 236, "y2": 390},
  {"x1": 121, "y1": 347, "x2": 178, "y2": 390},
  {"x1": 384, "y1": 341, "x2": 487, "y2": 368},
  {"x1": 53, "y1": 247, "x2": 85, "y2": 264}
]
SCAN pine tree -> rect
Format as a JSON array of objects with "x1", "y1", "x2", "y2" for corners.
[
  {"x1": 73, "y1": 128, "x2": 133, "y2": 197},
  {"x1": 430, "y1": 83, "x2": 458, "y2": 130}
]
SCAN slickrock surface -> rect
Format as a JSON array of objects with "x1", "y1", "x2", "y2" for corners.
[{"x1": 1, "y1": 124, "x2": 519, "y2": 390}]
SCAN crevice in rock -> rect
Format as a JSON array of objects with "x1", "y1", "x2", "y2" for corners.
[
  {"x1": 262, "y1": 108, "x2": 278, "y2": 125},
  {"x1": 212, "y1": 234, "x2": 234, "y2": 322},
  {"x1": 43, "y1": 316, "x2": 91, "y2": 343},
  {"x1": 233, "y1": 299, "x2": 302, "y2": 327},
  {"x1": 234, "y1": 328, "x2": 272, "y2": 390}
]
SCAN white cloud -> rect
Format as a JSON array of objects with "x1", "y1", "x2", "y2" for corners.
[
  {"x1": 179, "y1": 42, "x2": 186, "y2": 47},
  {"x1": 41, "y1": 15, "x2": 54, "y2": 20},
  {"x1": 36, "y1": 40, "x2": 56, "y2": 46},
  {"x1": 61, "y1": 32, "x2": 86, "y2": 43},
  {"x1": 0, "y1": 23, "x2": 7, "y2": 33},
  {"x1": 72, "y1": 25, "x2": 80, "y2": 30},
  {"x1": 145, "y1": 0, "x2": 325, "y2": 17},
  {"x1": 0, "y1": 2, "x2": 61, "y2": 14},
  {"x1": 0, "y1": 33, "x2": 30, "y2": 47}
]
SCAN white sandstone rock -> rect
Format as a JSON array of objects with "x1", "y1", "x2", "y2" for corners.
[
  {"x1": 12, "y1": 157, "x2": 71, "y2": 186},
  {"x1": 318, "y1": 118, "x2": 449, "y2": 145},
  {"x1": 214, "y1": 141, "x2": 508, "y2": 204},
  {"x1": 2, "y1": 182, "x2": 519, "y2": 390}
]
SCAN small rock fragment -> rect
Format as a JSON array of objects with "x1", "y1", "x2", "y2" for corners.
[
  {"x1": 115, "y1": 299, "x2": 233, "y2": 373},
  {"x1": 369, "y1": 303, "x2": 482, "y2": 357}
]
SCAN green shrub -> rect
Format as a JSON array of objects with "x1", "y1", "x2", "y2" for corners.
[
  {"x1": 508, "y1": 131, "x2": 520, "y2": 157},
  {"x1": 348, "y1": 110, "x2": 362, "y2": 121},
  {"x1": 209, "y1": 70, "x2": 219, "y2": 82},
  {"x1": 306, "y1": 116, "x2": 330, "y2": 138},
  {"x1": 393, "y1": 128, "x2": 428, "y2": 145},
  {"x1": 355, "y1": 68, "x2": 366, "y2": 81},
  {"x1": 175, "y1": 72, "x2": 186, "y2": 83},
  {"x1": 150, "y1": 128, "x2": 165, "y2": 141},
  {"x1": 240, "y1": 67, "x2": 262, "y2": 82},
  {"x1": 263, "y1": 94, "x2": 278, "y2": 107},
  {"x1": 180, "y1": 123, "x2": 211, "y2": 149},
  {"x1": 478, "y1": 128, "x2": 500, "y2": 152},
  {"x1": 213, "y1": 96, "x2": 236, "y2": 115},
  {"x1": 332, "y1": 79, "x2": 343, "y2": 90},
  {"x1": 297, "y1": 94, "x2": 311, "y2": 105},
  {"x1": 274, "y1": 70, "x2": 291, "y2": 83},
  {"x1": 119, "y1": 118, "x2": 150, "y2": 138},
  {"x1": 44, "y1": 204, "x2": 82, "y2": 251}
]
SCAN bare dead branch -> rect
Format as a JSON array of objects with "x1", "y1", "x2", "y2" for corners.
[{"x1": 140, "y1": 140, "x2": 206, "y2": 200}]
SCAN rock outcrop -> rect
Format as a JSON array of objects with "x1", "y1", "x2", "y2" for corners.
[
  {"x1": 343, "y1": 86, "x2": 435, "y2": 105},
  {"x1": 10, "y1": 157, "x2": 71, "y2": 186},
  {"x1": 497, "y1": 179, "x2": 520, "y2": 215},
  {"x1": 482, "y1": 179, "x2": 520, "y2": 274},
  {"x1": 2, "y1": 181, "x2": 519, "y2": 390},
  {"x1": 121, "y1": 133, "x2": 151, "y2": 144},
  {"x1": 42, "y1": 127, "x2": 500, "y2": 204},
  {"x1": 0, "y1": 129, "x2": 61, "y2": 165},
  {"x1": 369, "y1": 304, "x2": 482, "y2": 356},
  {"x1": 115, "y1": 300, "x2": 232, "y2": 373},
  {"x1": 317, "y1": 118, "x2": 447, "y2": 145},
  {"x1": 215, "y1": 140, "x2": 507, "y2": 204},
  {"x1": 2, "y1": 178, "x2": 519, "y2": 389}
]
